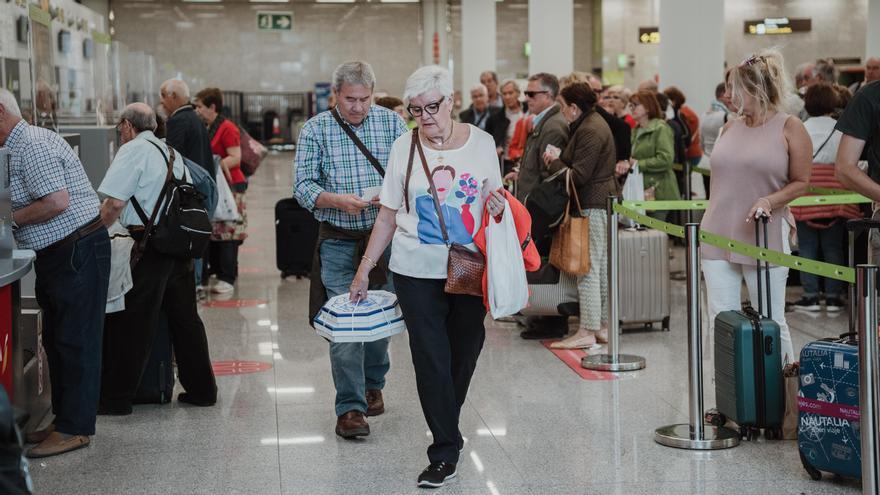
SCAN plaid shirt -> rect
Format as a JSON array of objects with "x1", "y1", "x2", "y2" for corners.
[
  {"x1": 6, "y1": 121, "x2": 100, "y2": 250},
  {"x1": 294, "y1": 105, "x2": 407, "y2": 231}
]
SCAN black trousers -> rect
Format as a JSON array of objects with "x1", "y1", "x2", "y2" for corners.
[
  {"x1": 209, "y1": 240, "x2": 239, "y2": 284},
  {"x1": 34, "y1": 228, "x2": 110, "y2": 435},
  {"x1": 101, "y1": 249, "x2": 216, "y2": 408},
  {"x1": 394, "y1": 274, "x2": 486, "y2": 464}
]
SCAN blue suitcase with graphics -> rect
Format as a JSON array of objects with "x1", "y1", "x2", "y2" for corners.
[{"x1": 797, "y1": 335, "x2": 861, "y2": 481}]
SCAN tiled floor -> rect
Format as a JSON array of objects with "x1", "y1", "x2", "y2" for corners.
[{"x1": 29, "y1": 153, "x2": 862, "y2": 494}]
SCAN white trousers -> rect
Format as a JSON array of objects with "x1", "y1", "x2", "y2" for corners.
[{"x1": 701, "y1": 259, "x2": 795, "y2": 364}]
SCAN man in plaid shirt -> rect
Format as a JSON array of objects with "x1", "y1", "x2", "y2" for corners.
[
  {"x1": 0, "y1": 89, "x2": 110, "y2": 458},
  {"x1": 295, "y1": 61, "x2": 406, "y2": 439}
]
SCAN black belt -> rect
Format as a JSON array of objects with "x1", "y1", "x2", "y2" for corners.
[{"x1": 36, "y1": 216, "x2": 105, "y2": 257}]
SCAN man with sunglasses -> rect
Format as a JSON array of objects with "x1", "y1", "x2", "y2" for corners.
[
  {"x1": 0, "y1": 89, "x2": 110, "y2": 457},
  {"x1": 295, "y1": 61, "x2": 407, "y2": 439},
  {"x1": 504, "y1": 73, "x2": 571, "y2": 340}
]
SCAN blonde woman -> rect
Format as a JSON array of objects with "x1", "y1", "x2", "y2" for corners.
[{"x1": 700, "y1": 49, "x2": 812, "y2": 364}]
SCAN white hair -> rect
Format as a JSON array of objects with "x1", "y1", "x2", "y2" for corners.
[
  {"x1": 161, "y1": 79, "x2": 190, "y2": 99},
  {"x1": 403, "y1": 65, "x2": 454, "y2": 104},
  {"x1": 0, "y1": 89, "x2": 22, "y2": 119},
  {"x1": 469, "y1": 83, "x2": 488, "y2": 96},
  {"x1": 332, "y1": 61, "x2": 376, "y2": 93}
]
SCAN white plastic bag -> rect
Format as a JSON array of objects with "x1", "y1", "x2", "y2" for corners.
[
  {"x1": 213, "y1": 166, "x2": 240, "y2": 222},
  {"x1": 486, "y1": 201, "x2": 529, "y2": 319},
  {"x1": 620, "y1": 164, "x2": 645, "y2": 227}
]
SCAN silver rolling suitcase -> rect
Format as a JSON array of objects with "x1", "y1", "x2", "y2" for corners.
[
  {"x1": 520, "y1": 264, "x2": 578, "y2": 317},
  {"x1": 618, "y1": 227, "x2": 671, "y2": 330}
]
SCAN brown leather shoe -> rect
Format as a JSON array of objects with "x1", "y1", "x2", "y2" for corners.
[
  {"x1": 25, "y1": 424, "x2": 55, "y2": 444},
  {"x1": 335, "y1": 411, "x2": 370, "y2": 439},
  {"x1": 26, "y1": 432, "x2": 90, "y2": 458},
  {"x1": 366, "y1": 389, "x2": 385, "y2": 417}
]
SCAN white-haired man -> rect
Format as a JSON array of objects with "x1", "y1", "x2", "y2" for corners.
[
  {"x1": 851, "y1": 57, "x2": 880, "y2": 94},
  {"x1": 0, "y1": 89, "x2": 110, "y2": 458},
  {"x1": 160, "y1": 79, "x2": 214, "y2": 176},
  {"x1": 294, "y1": 61, "x2": 407, "y2": 439}
]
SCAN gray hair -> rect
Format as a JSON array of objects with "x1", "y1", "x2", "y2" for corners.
[
  {"x1": 813, "y1": 58, "x2": 838, "y2": 83},
  {"x1": 403, "y1": 65, "x2": 454, "y2": 104},
  {"x1": 121, "y1": 103, "x2": 157, "y2": 132},
  {"x1": 332, "y1": 61, "x2": 376, "y2": 93},
  {"x1": 0, "y1": 89, "x2": 22, "y2": 119},
  {"x1": 470, "y1": 83, "x2": 488, "y2": 96},
  {"x1": 160, "y1": 78, "x2": 190, "y2": 98},
  {"x1": 528, "y1": 73, "x2": 560, "y2": 98},
  {"x1": 500, "y1": 80, "x2": 520, "y2": 93}
]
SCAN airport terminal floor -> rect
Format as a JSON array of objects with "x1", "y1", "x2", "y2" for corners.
[{"x1": 26, "y1": 153, "x2": 861, "y2": 495}]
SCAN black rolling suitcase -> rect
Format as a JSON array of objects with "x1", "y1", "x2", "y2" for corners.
[
  {"x1": 275, "y1": 198, "x2": 318, "y2": 278},
  {"x1": 134, "y1": 313, "x2": 175, "y2": 404}
]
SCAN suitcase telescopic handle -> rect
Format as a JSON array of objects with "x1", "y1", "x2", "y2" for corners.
[{"x1": 754, "y1": 216, "x2": 772, "y2": 319}]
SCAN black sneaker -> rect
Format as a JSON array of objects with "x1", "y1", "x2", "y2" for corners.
[
  {"x1": 417, "y1": 462, "x2": 457, "y2": 488},
  {"x1": 791, "y1": 296, "x2": 821, "y2": 312},
  {"x1": 825, "y1": 297, "x2": 844, "y2": 313}
]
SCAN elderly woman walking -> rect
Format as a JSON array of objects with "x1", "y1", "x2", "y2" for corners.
[{"x1": 350, "y1": 65, "x2": 505, "y2": 489}]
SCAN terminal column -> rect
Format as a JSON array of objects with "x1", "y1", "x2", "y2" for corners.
[
  {"x1": 658, "y1": 0, "x2": 724, "y2": 114},
  {"x1": 528, "y1": 0, "x2": 573, "y2": 76},
  {"x1": 868, "y1": 0, "x2": 880, "y2": 59},
  {"x1": 461, "y1": 0, "x2": 496, "y2": 106},
  {"x1": 421, "y1": 0, "x2": 450, "y2": 69}
]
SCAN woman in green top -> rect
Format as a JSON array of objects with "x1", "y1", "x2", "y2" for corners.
[{"x1": 628, "y1": 90, "x2": 680, "y2": 221}]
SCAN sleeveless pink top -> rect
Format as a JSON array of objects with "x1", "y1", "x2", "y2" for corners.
[{"x1": 701, "y1": 112, "x2": 792, "y2": 264}]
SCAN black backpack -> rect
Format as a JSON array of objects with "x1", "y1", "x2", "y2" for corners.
[{"x1": 132, "y1": 142, "x2": 212, "y2": 260}]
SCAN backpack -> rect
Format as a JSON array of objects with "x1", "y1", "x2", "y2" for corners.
[
  {"x1": 132, "y1": 142, "x2": 212, "y2": 260},
  {"x1": 182, "y1": 156, "x2": 218, "y2": 217},
  {"x1": 0, "y1": 387, "x2": 32, "y2": 494}
]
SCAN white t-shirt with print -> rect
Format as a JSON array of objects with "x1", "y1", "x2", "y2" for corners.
[{"x1": 380, "y1": 125, "x2": 503, "y2": 279}]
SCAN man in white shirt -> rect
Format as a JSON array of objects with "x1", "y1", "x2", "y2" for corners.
[{"x1": 98, "y1": 103, "x2": 216, "y2": 415}]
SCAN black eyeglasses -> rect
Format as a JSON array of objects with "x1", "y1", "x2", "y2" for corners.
[
  {"x1": 407, "y1": 97, "x2": 445, "y2": 118},
  {"x1": 524, "y1": 90, "x2": 549, "y2": 98}
]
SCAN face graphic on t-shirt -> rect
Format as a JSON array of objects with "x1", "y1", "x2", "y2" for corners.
[{"x1": 415, "y1": 165, "x2": 481, "y2": 246}]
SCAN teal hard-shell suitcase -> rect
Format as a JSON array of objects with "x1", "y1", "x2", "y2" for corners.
[{"x1": 713, "y1": 217, "x2": 784, "y2": 440}]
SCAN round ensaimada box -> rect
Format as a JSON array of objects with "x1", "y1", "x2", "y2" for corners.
[{"x1": 314, "y1": 290, "x2": 406, "y2": 343}]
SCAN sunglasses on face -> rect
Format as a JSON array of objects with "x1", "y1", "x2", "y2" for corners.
[
  {"x1": 407, "y1": 97, "x2": 445, "y2": 118},
  {"x1": 524, "y1": 90, "x2": 549, "y2": 98}
]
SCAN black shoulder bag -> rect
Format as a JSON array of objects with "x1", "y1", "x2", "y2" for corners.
[{"x1": 330, "y1": 107, "x2": 385, "y2": 178}]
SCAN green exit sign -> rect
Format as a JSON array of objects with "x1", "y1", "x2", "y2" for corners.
[{"x1": 257, "y1": 11, "x2": 293, "y2": 31}]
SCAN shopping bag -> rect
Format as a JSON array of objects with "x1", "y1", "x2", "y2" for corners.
[
  {"x1": 213, "y1": 163, "x2": 241, "y2": 222},
  {"x1": 549, "y1": 173, "x2": 590, "y2": 277},
  {"x1": 314, "y1": 290, "x2": 406, "y2": 343},
  {"x1": 620, "y1": 164, "x2": 645, "y2": 227},
  {"x1": 486, "y1": 201, "x2": 529, "y2": 319}
]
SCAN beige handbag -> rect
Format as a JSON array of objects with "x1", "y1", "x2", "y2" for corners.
[{"x1": 549, "y1": 171, "x2": 590, "y2": 277}]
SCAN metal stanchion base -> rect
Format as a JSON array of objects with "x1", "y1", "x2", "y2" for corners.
[
  {"x1": 654, "y1": 424, "x2": 740, "y2": 450},
  {"x1": 581, "y1": 353, "x2": 646, "y2": 372}
]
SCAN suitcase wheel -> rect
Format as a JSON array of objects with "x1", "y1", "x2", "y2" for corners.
[
  {"x1": 662, "y1": 316, "x2": 670, "y2": 332},
  {"x1": 799, "y1": 451, "x2": 822, "y2": 481},
  {"x1": 741, "y1": 426, "x2": 760, "y2": 441},
  {"x1": 764, "y1": 427, "x2": 781, "y2": 441}
]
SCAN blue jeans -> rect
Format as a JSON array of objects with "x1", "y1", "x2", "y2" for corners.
[
  {"x1": 320, "y1": 238, "x2": 393, "y2": 417},
  {"x1": 34, "y1": 226, "x2": 110, "y2": 435},
  {"x1": 796, "y1": 220, "x2": 846, "y2": 298}
]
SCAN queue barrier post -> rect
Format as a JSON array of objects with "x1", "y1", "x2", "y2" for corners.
[
  {"x1": 654, "y1": 223, "x2": 740, "y2": 450},
  {"x1": 858, "y1": 265, "x2": 880, "y2": 493},
  {"x1": 581, "y1": 196, "x2": 646, "y2": 372}
]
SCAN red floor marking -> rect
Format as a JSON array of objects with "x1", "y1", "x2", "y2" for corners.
[
  {"x1": 238, "y1": 267, "x2": 264, "y2": 274},
  {"x1": 212, "y1": 360, "x2": 273, "y2": 376},
  {"x1": 541, "y1": 341, "x2": 618, "y2": 381},
  {"x1": 201, "y1": 299, "x2": 268, "y2": 308}
]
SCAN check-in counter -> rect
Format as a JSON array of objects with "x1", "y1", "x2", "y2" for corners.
[{"x1": 0, "y1": 250, "x2": 49, "y2": 432}]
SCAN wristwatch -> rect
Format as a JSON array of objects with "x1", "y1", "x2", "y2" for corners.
[{"x1": 10, "y1": 214, "x2": 18, "y2": 231}]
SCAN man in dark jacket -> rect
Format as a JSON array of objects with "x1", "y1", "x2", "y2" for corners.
[
  {"x1": 160, "y1": 79, "x2": 215, "y2": 177},
  {"x1": 460, "y1": 84, "x2": 506, "y2": 145}
]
